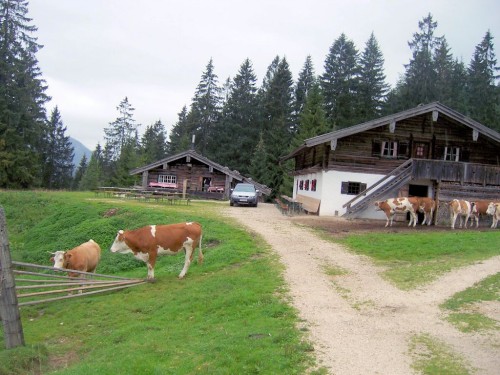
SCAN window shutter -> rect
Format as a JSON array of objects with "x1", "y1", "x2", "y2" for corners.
[{"x1": 360, "y1": 183, "x2": 367, "y2": 192}]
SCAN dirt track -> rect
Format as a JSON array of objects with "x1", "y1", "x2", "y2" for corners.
[{"x1": 223, "y1": 203, "x2": 500, "y2": 375}]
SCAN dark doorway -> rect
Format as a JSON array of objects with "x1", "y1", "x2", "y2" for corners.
[
  {"x1": 408, "y1": 184, "x2": 429, "y2": 224},
  {"x1": 202, "y1": 177, "x2": 211, "y2": 191}
]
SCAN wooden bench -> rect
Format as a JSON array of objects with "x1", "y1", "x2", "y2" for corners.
[
  {"x1": 274, "y1": 198, "x2": 289, "y2": 215},
  {"x1": 295, "y1": 194, "x2": 321, "y2": 215}
]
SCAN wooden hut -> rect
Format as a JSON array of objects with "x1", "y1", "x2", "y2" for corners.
[{"x1": 130, "y1": 149, "x2": 271, "y2": 200}]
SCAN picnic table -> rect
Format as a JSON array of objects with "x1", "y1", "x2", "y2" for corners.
[{"x1": 280, "y1": 195, "x2": 303, "y2": 215}]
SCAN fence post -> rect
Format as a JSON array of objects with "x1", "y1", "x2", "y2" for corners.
[{"x1": 0, "y1": 206, "x2": 25, "y2": 349}]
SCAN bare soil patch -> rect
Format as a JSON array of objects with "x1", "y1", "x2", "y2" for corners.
[{"x1": 223, "y1": 203, "x2": 500, "y2": 375}]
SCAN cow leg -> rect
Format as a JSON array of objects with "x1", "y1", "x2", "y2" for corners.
[
  {"x1": 451, "y1": 212, "x2": 457, "y2": 229},
  {"x1": 146, "y1": 252, "x2": 157, "y2": 281},
  {"x1": 387, "y1": 212, "x2": 395, "y2": 227},
  {"x1": 197, "y1": 237, "x2": 204, "y2": 264},
  {"x1": 463, "y1": 214, "x2": 470, "y2": 229},
  {"x1": 492, "y1": 217, "x2": 498, "y2": 229},
  {"x1": 178, "y1": 238, "x2": 194, "y2": 279}
]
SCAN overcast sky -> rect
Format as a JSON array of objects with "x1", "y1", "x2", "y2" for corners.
[{"x1": 28, "y1": 0, "x2": 500, "y2": 150}]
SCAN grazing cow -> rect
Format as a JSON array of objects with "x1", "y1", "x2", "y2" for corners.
[
  {"x1": 416, "y1": 197, "x2": 436, "y2": 226},
  {"x1": 110, "y1": 222, "x2": 203, "y2": 280},
  {"x1": 374, "y1": 197, "x2": 419, "y2": 227},
  {"x1": 486, "y1": 202, "x2": 500, "y2": 228},
  {"x1": 449, "y1": 199, "x2": 472, "y2": 229},
  {"x1": 50, "y1": 239, "x2": 102, "y2": 278},
  {"x1": 470, "y1": 200, "x2": 496, "y2": 228}
]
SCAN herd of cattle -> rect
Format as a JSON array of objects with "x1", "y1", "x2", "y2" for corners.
[
  {"x1": 374, "y1": 197, "x2": 500, "y2": 229},
  {"x1": 49, "y1": 222, "x2": 203, "y2": 281}
]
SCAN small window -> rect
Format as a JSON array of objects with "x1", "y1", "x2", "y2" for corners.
[
  {"x1": 341, "y1": 181, "x2": 367, "y2": 195},
  {"x1": 398, "y1": 142, "x2": 409, "y2": 158},
  {"x1": 382, "y1": 141, "x2": 397, "y2": 158},
  {"x1": 444, "y1": 146, "x2": 459, "y2": 161},
  {"x1": 159, "y1": 174, "x2": 177, "y2": 184}
]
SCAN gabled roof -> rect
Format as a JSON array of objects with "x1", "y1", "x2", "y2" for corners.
[
  {"x1": 281, "y1": 102, "x2": 500, "y2": 161},
  {"x1": 130, "y1": 149, "x2": 272, "y2": 195}
]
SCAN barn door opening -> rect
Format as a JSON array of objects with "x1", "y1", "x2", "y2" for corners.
[{"x1": 408, "y1": 184, "x2": 429, "y2": 223}]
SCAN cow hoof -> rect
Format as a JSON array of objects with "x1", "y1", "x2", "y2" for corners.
[{"x1": 146, "y1": 278, "x2": 156, "y2": 283}]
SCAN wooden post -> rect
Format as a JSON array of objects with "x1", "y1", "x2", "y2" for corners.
[
  {"x1": 183, "y1": 179, "x2": 187, "y2": 199},
  {"x1": 0, "y1": 207, "x2": 25, "y2": 349}
]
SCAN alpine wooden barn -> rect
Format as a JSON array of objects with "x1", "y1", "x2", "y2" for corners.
[
  {"x1": 130, "y1": 149, "x2": 271, "y2": 200},
  {"x1": 281, "y1": 102, "x2": 500, "y2": 224}
]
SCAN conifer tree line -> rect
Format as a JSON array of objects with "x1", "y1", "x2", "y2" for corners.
[{"x1": 1, "y1": 1, "x2": 499, "y2": 197}]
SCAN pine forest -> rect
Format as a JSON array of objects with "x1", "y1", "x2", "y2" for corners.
[{"x1": 1, "y1": 1, "x2": 499, "y2": 198}]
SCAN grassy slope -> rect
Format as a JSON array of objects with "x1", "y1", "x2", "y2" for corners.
[{"x1": 0, "y1": 191, "x2": 314, "y2": 374}]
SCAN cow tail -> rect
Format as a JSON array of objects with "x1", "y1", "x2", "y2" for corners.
[{"x1": 198, "y1": 232, "x2": 204, "y2": 264}]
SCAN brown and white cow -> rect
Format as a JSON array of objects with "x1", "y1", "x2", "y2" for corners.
[
  {"x1": 449, "y1": 199, "x2": 472, "y2": 229},
  {"x1": 110, "y1": 222, "x2": 203, "y2": 280},
  {"x1": 374, "y1": 197, "x2": 419, "y2": 227},
  {"x1": 416, "y1": 197, "x2": 436, "y2": 226},
  {"x1": 50, "y1": 239, "x2": 102, "y2": 278},
  {"x1": 471, "y1": 200, "x2": 498, "y2": 228},
  {"x1": 486, "y1": 202, "x2": 500, "y2": 229}
]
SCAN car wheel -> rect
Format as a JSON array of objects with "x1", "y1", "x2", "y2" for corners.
[{"x1": 230, "y1": 201, "x2": 234, "y2": 206}]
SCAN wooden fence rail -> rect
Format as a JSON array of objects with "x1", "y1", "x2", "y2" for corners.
[{"x1": 11, "y1": 261, "x2": 146, "y2": 307}]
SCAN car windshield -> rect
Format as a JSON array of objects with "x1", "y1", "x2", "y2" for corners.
[{"x1": 234, "y1": 184, "x2": 255, "y2": 192}]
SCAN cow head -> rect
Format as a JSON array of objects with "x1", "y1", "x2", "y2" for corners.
[
  {"x1": 486, "y1": 202, "x2": 498, "y2": 216},
  {"x1": 374, "y1": 201, "x2": 382, "y2": 210},
  {"x1": 50, "y1": 250, "x2": 66, "y2": 268},
  {"x1": 110, "y1": 230, "x2": 132, "y2": 254}
]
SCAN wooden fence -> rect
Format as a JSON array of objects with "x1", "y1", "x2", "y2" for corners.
[{"x1": 13, "y1": 262, "x2": 146, "y2": 307}]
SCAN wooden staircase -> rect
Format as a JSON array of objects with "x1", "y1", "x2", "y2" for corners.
[{"x1": 343, "y1": 159, "x2": 413, "y2": 219}]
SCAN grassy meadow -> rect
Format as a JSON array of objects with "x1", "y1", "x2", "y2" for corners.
[
  {"x1": 0, "y1": 191, "x2": 498, "y2": 374},
  {"x1": 0, "y1": 191, "x2": 315, "y2": 374}
]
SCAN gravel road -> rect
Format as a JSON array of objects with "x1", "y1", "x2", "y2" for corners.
[{"x1": 223, "y1": 203, "x2": 500, "y2": 375}]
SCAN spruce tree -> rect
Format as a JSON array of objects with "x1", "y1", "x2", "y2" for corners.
[
  {"x1": 260, "y1": 57, "x2": 294, "y2": 197},
  {"x1": 79, "y1": 144, "x2": 104, "y2": 191},
  {"x1": 73, "y1": 153, "x2": 87, "y2": 190},
  {"x1": 103, "y1": 97, "x2": 140, "y2": 161},
  {"x1": 210, "y1": 58, "x2": 259, "y2": 175},
  {"x1": 42, "y1": 106, "x2": 74, "y2": 189},
  {"x1": 321, "y1": 33, "x2": 360, "y2": 129},
  {"x1": 0, "y1": 0, "x2": 50, "y2": 187},
  {"x1": 294, "y1": 55, "x2": 316, "y2": 121},
  {"x1": 292, "y1": 81, "x2": 328, "y2": 149},
  {"x1": 358, "y1": 32, "x2": 389, "y2": 121},
  {"x1": 467, "y1": 31, "x2": 500, "y2": 130},
  {"x1": 189, "y1": 58, "x2": 221, "y2": 155},
  {"x1": 141, "y1": 119, "x2": 167, "y2": 164},
  {"x1": 403, "y1": 13, "x2": 442, "y2": 106},
  {"x1": 168, "y1": 106, "x2": 191, "y2": 154}
]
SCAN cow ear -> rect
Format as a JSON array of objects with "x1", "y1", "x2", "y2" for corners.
[{"x1": 50, "y1": 257, "x2": 54, "y2": 262}]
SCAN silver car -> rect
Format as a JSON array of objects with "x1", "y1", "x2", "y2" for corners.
[{"x1": 229, "y1": 183, "x2": 258, "y2": 207}]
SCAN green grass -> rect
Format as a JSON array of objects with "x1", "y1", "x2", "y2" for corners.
[
  {"x1": 0, "y1": 191, "x2": 315, "y2": 374},
  {"x1": 440, "y1": 273, "x2": 500, "y2": 333},
  {"x1": 339, "y1": 232, "x2": 500, "y2": 289},
  {"x1": 409, "y1": 334, "x2": 472, "y2": 375}
]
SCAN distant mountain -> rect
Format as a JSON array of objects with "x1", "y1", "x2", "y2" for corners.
[{"x1": 70, "y1": 137, "x2": 92, "y2": 172}]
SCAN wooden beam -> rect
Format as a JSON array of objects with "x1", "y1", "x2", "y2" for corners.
[{"x1": 0, "y1": 207, "x2": 25, "y2": 349}]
